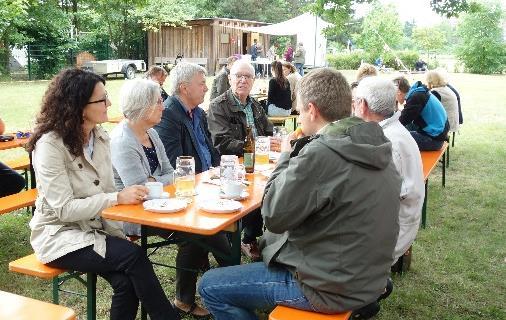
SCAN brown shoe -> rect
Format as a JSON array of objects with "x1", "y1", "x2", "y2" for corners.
[{"x1": 241, "y1": 241, "x2": 261, "y2": 261}]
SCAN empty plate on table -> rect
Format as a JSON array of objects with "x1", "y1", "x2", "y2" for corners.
[
  {"x1": 199, "y1": 199, "x2": 243, "y2": 213},
  {"x1": 143, "y1": 199, "x2": 187, "y2": 213},
  {"x1": 220, "y1": 191, "x2": 249, "y2": 201}
]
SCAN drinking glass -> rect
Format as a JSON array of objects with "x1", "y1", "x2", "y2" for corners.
[
  {"x1": 255, "y1": 136, "x2": 270, "y2": 166},
  {"x1": 220, "y1": 155, "x2": 239, "y2": 193},
  {"x1": 174, "y1": 156, "x2": 195, "y2": 198}
]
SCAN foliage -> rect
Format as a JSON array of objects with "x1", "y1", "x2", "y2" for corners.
[
  {"x1": 134, "y1": 0, "x2": 194, "y2": 32},
  {"x1": 309, "y1": 0, "x2": 372, "y2": 35},
  {"x1": 0, "y1": 0, "x2": 30, "y2": 73},
  {"x1": 356, "y1": 3, "x2": 403, "y2": 58},
  {"x1": 456, "y1": 0, "x2": 506, "y2": 74},
  {"x1": 327, "y1": 49, "x2": 419, "y2": 70},
  {"x1": 412, "y1": 26, "x2": 447, "y2": 56},
  {"x1": 430, "y1": 0, "x2": 469, "y2": 18}
]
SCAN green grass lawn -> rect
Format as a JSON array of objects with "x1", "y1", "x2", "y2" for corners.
[{"x1": 0, "y1": 70, "x2": 505, "y2": 319}]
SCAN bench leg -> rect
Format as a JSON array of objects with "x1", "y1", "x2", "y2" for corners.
[
  {"x1": 86, "y1": 273, "x2": 97, "y2": 320},
  {"x1": 421, "y1": 180, "x2": 428, "y2": 229},
  {"x1": 446, "y1": 142, "x2": 450, "y2": 168},
  {"x1": 442, "y1": 151, "x2": 446, "y2": 188},
  {"x1": 52, "y1": 277, "x2": 59, "y2": 304},
  {"x1": 452, "y1": 131, "x2": 455, "y2": 147}
]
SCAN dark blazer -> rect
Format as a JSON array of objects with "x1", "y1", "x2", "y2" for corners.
[{"x1": 154, "y1": 96, "x2": 220, "y2": 173}]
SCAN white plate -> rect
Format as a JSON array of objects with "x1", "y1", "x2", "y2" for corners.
[
  {"x1": 220, "y1": 191, "x2": 249, "y2": 200},
  {"x1": 199, "y1": 199, "x2": 243, "y2": 213},
  {"x1": 143, "y1": 198, "x2": 187, "y2": 213}
]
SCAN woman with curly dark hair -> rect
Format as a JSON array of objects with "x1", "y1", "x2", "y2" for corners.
[
  {"x1": 267, "y1": 60, "x2": 291, "y2": 116},
  {"x1": 27, "y1": 68, "x2": 180, "y2": 320}
]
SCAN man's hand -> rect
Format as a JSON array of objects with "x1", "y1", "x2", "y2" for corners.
[
  {"x1": 280, "y1": 131, "x2": 297, "y2": 153},
  {"x1": 270, "y1": 137, "x2": 281, "y2": 152}
]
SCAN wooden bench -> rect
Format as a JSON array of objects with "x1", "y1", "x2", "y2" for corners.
[
  {"x1": 0, "y1": 188, "x2": 37, "y2": 215},
  {"x1": 420, "y1": 142, "x2": 449, "y2": 228},
  {"x1": 269, "y1": 305, "x2": 351, "y2": 320},
  {"x1": 0, "y1": 290, "x2": 77, "y2": 320},
  {"x1": 9, "y1": 254, "x2": 97, "y2": 320}
]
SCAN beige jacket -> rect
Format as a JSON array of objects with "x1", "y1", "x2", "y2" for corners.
[{"x1": 29, "y1": 127, "x2": 124, "y2": 264}]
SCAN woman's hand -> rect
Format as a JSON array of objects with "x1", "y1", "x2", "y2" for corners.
[{"x1": 117, "y1": 185, "x2": 149, "y2": 205}]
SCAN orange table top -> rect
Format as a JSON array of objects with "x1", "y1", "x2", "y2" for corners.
[
  {"x1": 0, "y1": 136, "x2": 29, "y2": 151},
  {"x1": 102, "y1": 170, "x2": 270, "y2": 236},
  {"x1": 107, "y1": 116, "x2": 124, "y2": 124}
]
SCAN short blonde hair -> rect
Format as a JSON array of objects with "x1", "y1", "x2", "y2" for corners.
[
  {"x1": 425, "y1": 70, "x2": 447, "y2": 89},
  {"x1": 356, "y1": 63, "x2": 378, "y2": 82},
  {"x1": 298, "y1": 68, "x2": 351, "y2": 122}
]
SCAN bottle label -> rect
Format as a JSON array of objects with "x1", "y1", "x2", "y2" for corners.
[{"x1": 244, "y1": 153, "x2": 254, "y2": 168}]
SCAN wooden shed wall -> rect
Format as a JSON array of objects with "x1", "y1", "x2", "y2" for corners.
[{"x1": 148, "y1": 18, "x2": 270, "y2": 75}]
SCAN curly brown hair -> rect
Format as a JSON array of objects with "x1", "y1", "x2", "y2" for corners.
[{"x1": 27, "y1": 68, "x2": 105, "y2": 157}]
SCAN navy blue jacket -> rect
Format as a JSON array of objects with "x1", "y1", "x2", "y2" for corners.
[
  {"x1": 400, "y1": 81, "x2": 449, "y2": 141},
  {"x1": 154, "y1": 96, "x2": 220, "y2": 174}
]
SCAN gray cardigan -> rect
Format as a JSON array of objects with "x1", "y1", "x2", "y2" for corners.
[
  {"x1": 110, "y1": 121, "x2": 174, "y2": 235},
  {"x1": 110, "y1": 120, "x2": 174, "y2": 190}
]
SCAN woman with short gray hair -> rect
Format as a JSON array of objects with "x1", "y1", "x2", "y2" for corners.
[{"x1": 110, "y1": 78, "x2": 174, "y2": 236}]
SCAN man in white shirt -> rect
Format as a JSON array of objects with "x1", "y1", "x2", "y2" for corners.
[{"x1": 354, "y1": 76, "x2": 425, "y2": 268}]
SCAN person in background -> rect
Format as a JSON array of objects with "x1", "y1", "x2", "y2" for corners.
[
  {"x1": 145, "y1": 66, "x2": 169, "y2": 102},
  {"x1": 415, "y1": 59, "x2": 427, "y2": 72},
  {"x1": 0, "y1": 116, "x2": 26, "y2": 197},
  {"x1": 155, "y1": 63, "x2": 231, "y2": 316},
  {"x1": 393, "y1": 76, "x2": 449, "y2": 151},
  {"x1": 267, "y1": 60, "x2": 292, "y2": 117},
  {"x1": 210, "y1": 56, "x2": 238, "y2": 101},
  {"x1": 281, "y1": 61, "x2": 302, "y2": 114},
  {"x1": 293, "y1": 42, "x2": 306, "y2": 76},
  {"x1": 354, "y1": 76, "x2": 424, "y2": 271},
  {"x1": 26, "y1": 68, "x2": 179, "y2": 320},
  {"x1": 356, "y1": 63, "x2": 378, "y2": 82},
  {"x1": 250, "y1": 39, "x2": 259, "y2": 75},
  {"x1": 425, "y1": 70, "x2": 460, "y2": 134},
  {"x1": 392, "y1": 76, "x2": 410, "y2": 110},
  {"x1": 207, "y1": 60, "x2": 277, "y2": 261},
  {"x1": 110, "y1": 79, "x2": 174, "y2": 237},
  {"x1": 284, "y1": 43, "x2": 293, "y2": 62},
  {"x1": 199, "y1": 68, "x2": 401, "y2": 320}
]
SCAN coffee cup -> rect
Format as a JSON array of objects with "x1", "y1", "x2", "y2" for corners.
[
  {"x1": 145, "y1": 181, "x2": 163, "y2": 199},
  {"x1": 223, "y1": 180, "x2": 244, "y2": 198}
]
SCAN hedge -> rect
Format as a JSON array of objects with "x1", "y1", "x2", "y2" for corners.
[{"x1": 327, "y1": 50, "x2": 420, "y2": 70}]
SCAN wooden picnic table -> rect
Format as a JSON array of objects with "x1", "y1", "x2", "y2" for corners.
[
  {"x1": 268, "y1": 115, "x2": 298, "y2": 131},
  {"x1": 106, "y1": 116, "x2": 124, "y2": 124},
  {"x1": 0, "y1": 136, "x2": 30, "y2": 151}
]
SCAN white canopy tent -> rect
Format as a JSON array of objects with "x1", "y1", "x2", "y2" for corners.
[{"x1": 233, "y1": 13, "x2": 333, "y2": 67}]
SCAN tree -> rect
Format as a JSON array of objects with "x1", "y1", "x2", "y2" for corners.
[
  {"x1": 0, "y1": 0, "x2": 30, "y2": 73},
  {"x1": 430, "y1": 0, "x2": 469, "y2": 18},
  {"x1": 356, "y1": 3, "x2": 403, "y2": 58},
  {"x1": 456, "y1": 0, "x2": 506, "y2": 74},
  {"x1": 412, "y1": 26, "x2": 447, "y2": 57}
]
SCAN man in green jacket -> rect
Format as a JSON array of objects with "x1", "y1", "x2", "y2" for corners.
[{"x1": 199, "y1": 68, "x2": 401, "y2": 320}]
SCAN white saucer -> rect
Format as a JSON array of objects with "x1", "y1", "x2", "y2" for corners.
[
  {"x1": 199, "y1": 199, "x2": 243, "y2": 213},
  {"x1": 220, "y1": 191, "x2": 249, "y2": 200},
  {"x1": 143, "y1": 198, "x2": 187, "y2": 213}
]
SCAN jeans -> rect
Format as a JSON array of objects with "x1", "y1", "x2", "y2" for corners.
[
  {"x1": 47, "y1": 236, "x2": 180, "y2": 320},
  {"x1": 410, "y1": 131, "x2": 444, "y2": 151},
  {"x1": 199, "y1": 262, "x2": 316, "y2": 320},
  {"x1": 0, "y1": 161, "x2": 25, "y2": 197},
  {"x1": 268, "y1": 104, "x2": 291, "y2": 117},
  {"x1": 295, "y1": 63, "x2": 304, "y2": 76}
]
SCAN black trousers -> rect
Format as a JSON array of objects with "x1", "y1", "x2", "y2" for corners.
[
  {"x1": 242, "y1": 208, "x2": 264, "y2": 244},
  {"x1": 0, "y1": 161, "x2": 25, "y2": 197},
  {"x1": 175, "y1": 232, "x2": 231, "y2": 305},
  {"x1": 47, "y1": 236, "x2": 180, "y2": 320}
]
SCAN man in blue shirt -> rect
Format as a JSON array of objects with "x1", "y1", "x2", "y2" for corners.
[{"x1": 154, "y1": 62, "x2": 226, "y2": 318}]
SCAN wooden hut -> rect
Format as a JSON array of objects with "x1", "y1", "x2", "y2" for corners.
[{"x1": 147, "y1": 18, "x2": 270, "y2": 75}]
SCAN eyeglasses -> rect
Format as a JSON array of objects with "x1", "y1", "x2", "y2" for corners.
[
  {"x1": 16, "y1": 131, "x2": 31, "y2": 139},
  {"x1": 232, "y1": 74, "x2": 254, "y2": 80},
  {"x1": 87, "y1": 92, "x2": 109, "y2": 105}
]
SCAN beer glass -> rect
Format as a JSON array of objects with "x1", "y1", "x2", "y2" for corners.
[
  {"x1": 255, "y1": 136, "x2": 270, "y2": 166},
  {"x1": 174, "y1": 156, "x2": 195, "y2": 198}
]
